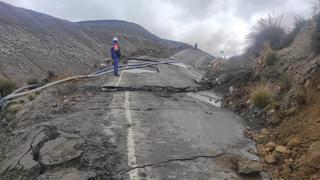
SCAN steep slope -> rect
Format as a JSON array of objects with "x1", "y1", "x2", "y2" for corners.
[
  {"x1": 0, "y1": 1, "x2": 190, "y2": 84},
  {"x1": 78, "y1": 20, "x2": 187, "y2": 48},
  {"x1": 78, "y1": 20, "x2": 190, "y2": 58},
  {"x1": 0, "y1": 1, "x2": 105, "y2": 83},
  {"x1": 205, "y1": 21, "x2": 320, "y2": 179}
]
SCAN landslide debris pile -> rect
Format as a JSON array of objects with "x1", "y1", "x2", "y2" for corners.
[
  {"x1": 0, "y1": 1, "x2": 190, "y2": 84},
  {"x1": 205, "y1": 15, "x2": 320, "y2": 179}
]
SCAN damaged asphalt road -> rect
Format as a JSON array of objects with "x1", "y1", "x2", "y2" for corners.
[
  {"x1": 0, "y1": 59, "x2": 258, "y2": 180},
  {"x1": 104, "y1": 61, "x2": 258, "y2": 180}
]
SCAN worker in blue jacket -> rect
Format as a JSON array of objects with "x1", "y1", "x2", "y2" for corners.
[{"x1": 111, "y1": 37, "x2": 121, "y2": 76}]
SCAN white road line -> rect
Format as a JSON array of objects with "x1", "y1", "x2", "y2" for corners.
[
  {"x1": 118, "y1": 70, "x2": 139, "y2": 179},
  {"x1": 115, "y1": 71, "x2": 124, "y2": 86},
  {"x1": 102, "y1": 68, "x2": 140, "y2": 180},
  {"x1": 125, "y1": 91, "x2": 140, "y2": 180},
  {"x1": 103, "y1": 69, "x2": 139, "y2": 179}
]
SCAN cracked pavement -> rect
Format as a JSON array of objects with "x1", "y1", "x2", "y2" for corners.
[
  {"x1": 105, "y1": 59, "x2": 258, "y2": 179},
  {"x1": 0, "y1": 56, "x2": 258, "y2": 180}
]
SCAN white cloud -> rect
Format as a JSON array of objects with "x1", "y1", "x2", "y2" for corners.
[{"x1": 1, "y1": 0, "x2": 316, "y2": 56}]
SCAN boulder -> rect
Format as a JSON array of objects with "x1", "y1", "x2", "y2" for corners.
[
  {"x1": 305, "y1": 141, "x2": 320, "y2": 169},
  {"x1": 275, "y1": 146, "x2": 288, "y2": 153},
  {"x1": 237, "y1": 160, "x2": 262, "y2": 176},
  {"x1": 257, "y1": 144, "x2": 267, "y2": 157},
  {"x1": 304, "y1": 79, "x2": 311, "y2": 88},
  {"x1": 0, "y1": 128, "x2": 45, "y2": 173},
  {"x1": 265, "y1": 141, "x2": 277, "y2": 150},
  {"x1": 265, "y1": 154, "x2": 277, "y2": 164},
  {"x1": 273, "y1": 151, "x2": 284, "y2": 161},
  {"x1": 287, "y1": 137, "x2": 301, "y2": 148},
  {"x1": 40, "y1": 137, "x2": 82, "y2": 166},
  {"x1": 254, "y1": 134, "x2": 268, "y2": 144},
  {"x1": 260, "y1": 128, "x2": 270, "y2": 135}
]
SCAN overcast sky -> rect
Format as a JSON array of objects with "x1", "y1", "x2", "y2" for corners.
[{"x1": 2, "y1": 0, "x2": 316, "y2": 56}]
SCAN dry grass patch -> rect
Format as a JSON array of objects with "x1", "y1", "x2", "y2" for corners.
[
  {"x1": 265, "y1": 51, "x2": 279, "y2": 66},
  {"x1": 251, "y1": 84, "x2": 273, "y2": 109},
  {"x1": 0, "y1": 77, "x2": 16, "y2": 97}
]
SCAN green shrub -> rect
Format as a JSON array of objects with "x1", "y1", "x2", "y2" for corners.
[
  {"x1": 27, "y1": 78, "x2": 39, "y2": 85},
  {"x1": 27, "y1": 93, "x2": 37, "y2": 101},
  {"x1": 265, "y1": 51, "x2": 278, "y2": 66},
  {"x1": 247, "y1": 15, "x2": 287, "y2": 55},
  {"x1": 0, "y1": 77, "x2": 16, "y2": 97},
  {"x1": 251, "y1": 85, "x2": 273, "y2": 109},
  {"x1": 7, "y1": 103, "x2": 23, "y2": 114}
]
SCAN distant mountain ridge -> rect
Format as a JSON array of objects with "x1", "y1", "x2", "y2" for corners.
[{"x1": 0, "y1": 1, "x2": 191, "y2": 84}]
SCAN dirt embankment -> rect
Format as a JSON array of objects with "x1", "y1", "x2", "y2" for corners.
[
  {"x1": 0, "y1": 1, "x2": 190, "y2": 84},
  {"x1": 205, "y1": 21, "x2": 320, "y2": 179}
]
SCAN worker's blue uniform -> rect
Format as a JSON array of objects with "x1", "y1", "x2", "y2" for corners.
[{"x1": 111, "y1": 42, "x2": 121, "y2": 76}]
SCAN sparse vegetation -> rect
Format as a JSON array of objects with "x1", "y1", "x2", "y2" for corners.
[
  {"x1": 0, "y1": 77, "x2": 16, "y2": 97},
  {"x1": 27, "y1": 93, "x2": 37, "y2": 101},
  {"x1": 247, "y1": 15, "x2": 287, "y2": 55},
  {"x1": 27, "y1": 77, "x2": 39, "y2": 85},
  {"x1": 250, "y1": 85, "x2": 273, "y2": 109},
  {"x1": 6, "y1": 103, "x2": 23, "y2": 114},
  {"x1": 281, "y1": 16, "x2": 307, "y2": 48},
  {"x1": 209, "y1": 4, "x2": 320, "y2": 180},
  {"x1": 43, "y1": 71, "x2": 56, "y2": 83},
  {"x1": 292, "y1": 17, "x2": 307, "y2": 35},
  {"x1": 265, "y1": 51, "x2": 278, "y2": 66}
]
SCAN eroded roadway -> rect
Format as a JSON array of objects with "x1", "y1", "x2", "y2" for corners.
[{"x1": 103, "y1": 59, "x2": 257, "y2": 180}]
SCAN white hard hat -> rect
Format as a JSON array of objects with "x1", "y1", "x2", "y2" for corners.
[{"x1": 112, "y1": 37, "x2": 118, "y2": 42}]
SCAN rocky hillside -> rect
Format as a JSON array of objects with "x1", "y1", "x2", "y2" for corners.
[
  {"x1": 206, "y1": 19, "x2": 320, "y2": 179},
  {"x1": 0, "y1": 1, "x2": 190, "y2": 84}
]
